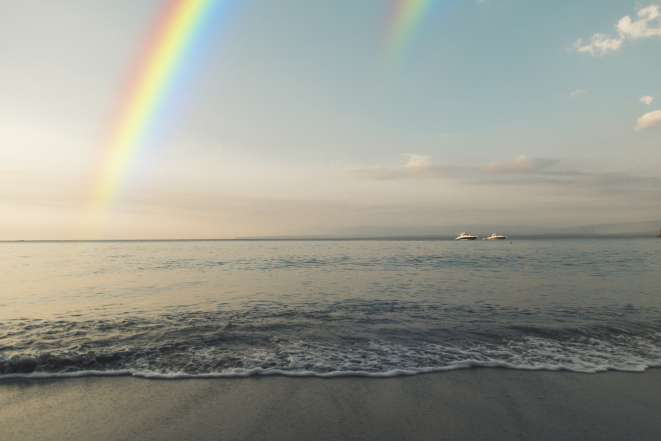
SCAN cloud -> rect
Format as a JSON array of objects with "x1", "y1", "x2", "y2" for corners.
[
  {"x1": 477, "y1": 172, "x2": 661, "y2": 195},
  {"x1": 405, "y1": 154, "x2": 432, "y2": 167},
  {"x1": 634, "y1": 110, "x2": 661, "y2": 131},
  {"x1": 343, "y1": 154, "x2": 459, "y2": 181},
  {"x1": 344, "y1": 155, "x2": 563, "y2": 181},
  {"x1": 617, "y1": 5, "x2": 661, "y2": 39},
  {"x1": 572, "y1": 34, "x2": 622, "y2": 55},
  {"x1": 640, "y1": 95, "x2": 654, "y2": 105},
  {"x1": 568, "y1": 89, "x2": 587, "y2": 99},
  {"x1": 342, "y1": 154, "x2": 661, "y2": 211},
  {"x1": 572, "y1": 173, "x2": 661, "y2": 188},
  {"x1": 572, "y1": 5, "x2": 661, "y2": 55},
  {"x1": 479, "y1": 156, "x2": 560, "y2": 175}
]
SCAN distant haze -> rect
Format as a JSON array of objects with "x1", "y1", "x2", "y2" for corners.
[{"x1": 238, "y1": 220, "x2": 661, "y2": 239}]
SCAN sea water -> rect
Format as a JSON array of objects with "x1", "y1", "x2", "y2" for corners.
[{"x1": 1, "y1": 238, "x2": 660, "y2": 378}]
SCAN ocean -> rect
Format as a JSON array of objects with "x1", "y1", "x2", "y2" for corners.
[{"x1": 1, "y1": 238, "x2": 660, "y2": 378}]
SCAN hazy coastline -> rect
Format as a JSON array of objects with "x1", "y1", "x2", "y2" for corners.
[
  {"x1": 2, "y1": 220, "x2": 661, "y2": 242},
  {"x1": 3, "y1": 234, "x2": 661, "y2": 243}
]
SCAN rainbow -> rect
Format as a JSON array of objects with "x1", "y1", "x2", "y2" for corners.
[
  {"x1": 86, "y1": 0, "x2": 234, "y2": 235},
  {"x1": 384, "y1": 0, "x2": 447, "y2": 69}
]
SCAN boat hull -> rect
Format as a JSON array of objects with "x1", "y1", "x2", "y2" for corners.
[{"x1": 456, "y1": 237, "x2": 477, "y2": 240}]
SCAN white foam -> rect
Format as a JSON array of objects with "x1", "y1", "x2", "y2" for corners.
[{"x1": 2, "y1": 334, "x2": 661, "y2": 380}]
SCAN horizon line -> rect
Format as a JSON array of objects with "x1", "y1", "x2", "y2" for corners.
[{"x1": 1, "y1": 233, "x2": 659, "y2": 243}]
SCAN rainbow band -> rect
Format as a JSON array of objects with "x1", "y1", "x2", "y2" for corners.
[
  {"x1": 89, "y1": 0, "x2": 233, "y2": 231},
  {"x1": 385, "y1": 0, "x2": 443, "y2": 68}
]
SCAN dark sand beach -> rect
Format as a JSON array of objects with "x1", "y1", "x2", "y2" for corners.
[{"x1": 2, "y1": 369, "x2": 660, "y2": 441}]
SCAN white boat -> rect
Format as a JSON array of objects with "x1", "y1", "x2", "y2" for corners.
[
  {"x1": 486, "y1": 234, "x2": 507, "y2": 240},
  {"x1": 455, "y1": 232, "x2": 478, "y2": 240}
]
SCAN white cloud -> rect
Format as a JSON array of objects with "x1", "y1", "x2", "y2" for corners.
[
  {"x1": 617, "y1": 6, "x2": 661, "y2": 39},
  {"x1": 572, "y1": 5, "x2": 661, "y2": 55},
  {"x1": 634, "y1": 110, "x2": 661, "y2": 131},
  {"x1": 343, "y1": 154, "x2": 458, "y2": 180},
  {"x1": 568, "y1": 89, "x2": 587, "y2": 99},
  {"x1": 640, "y1": 95, "x2": 654, "y2": 105},
  {"x1": 405, "y1": 154, "x2": 432, "y2": 167},
  {"x1": 572, "y1": 34, "x2": 622, "y2": 55}
]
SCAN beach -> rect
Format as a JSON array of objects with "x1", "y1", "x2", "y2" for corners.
[
  {"x1": 3, "y1": 239, "x2": 661, "y2": 439},
  {"x1": 2, "y1": 369, "x2": 660, "y2": 441}
]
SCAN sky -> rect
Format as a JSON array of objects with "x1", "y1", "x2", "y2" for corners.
[{"x1": 1, "y1": 0, "x2": 660, "y2": 240}]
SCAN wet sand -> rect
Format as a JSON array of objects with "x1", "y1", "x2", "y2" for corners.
[{"x1": 2, "y1": 369, "x2": 661, "y2": 441}]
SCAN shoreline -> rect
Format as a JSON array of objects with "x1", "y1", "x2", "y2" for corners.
[
  {"x1": 2, "y1": 362, "x2": 660, "y2": 380},
  {"x1": 2, "y1": 368, "x2": 660, "y2": 440}
]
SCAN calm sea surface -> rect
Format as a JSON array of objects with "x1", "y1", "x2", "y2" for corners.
[{"x1": 1, "y1": 238, "x2": 660, "y2": 378}]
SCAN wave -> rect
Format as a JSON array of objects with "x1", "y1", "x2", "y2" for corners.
[{"x1": 3, "y1": 333, "x2": 661, "y2": 380}]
